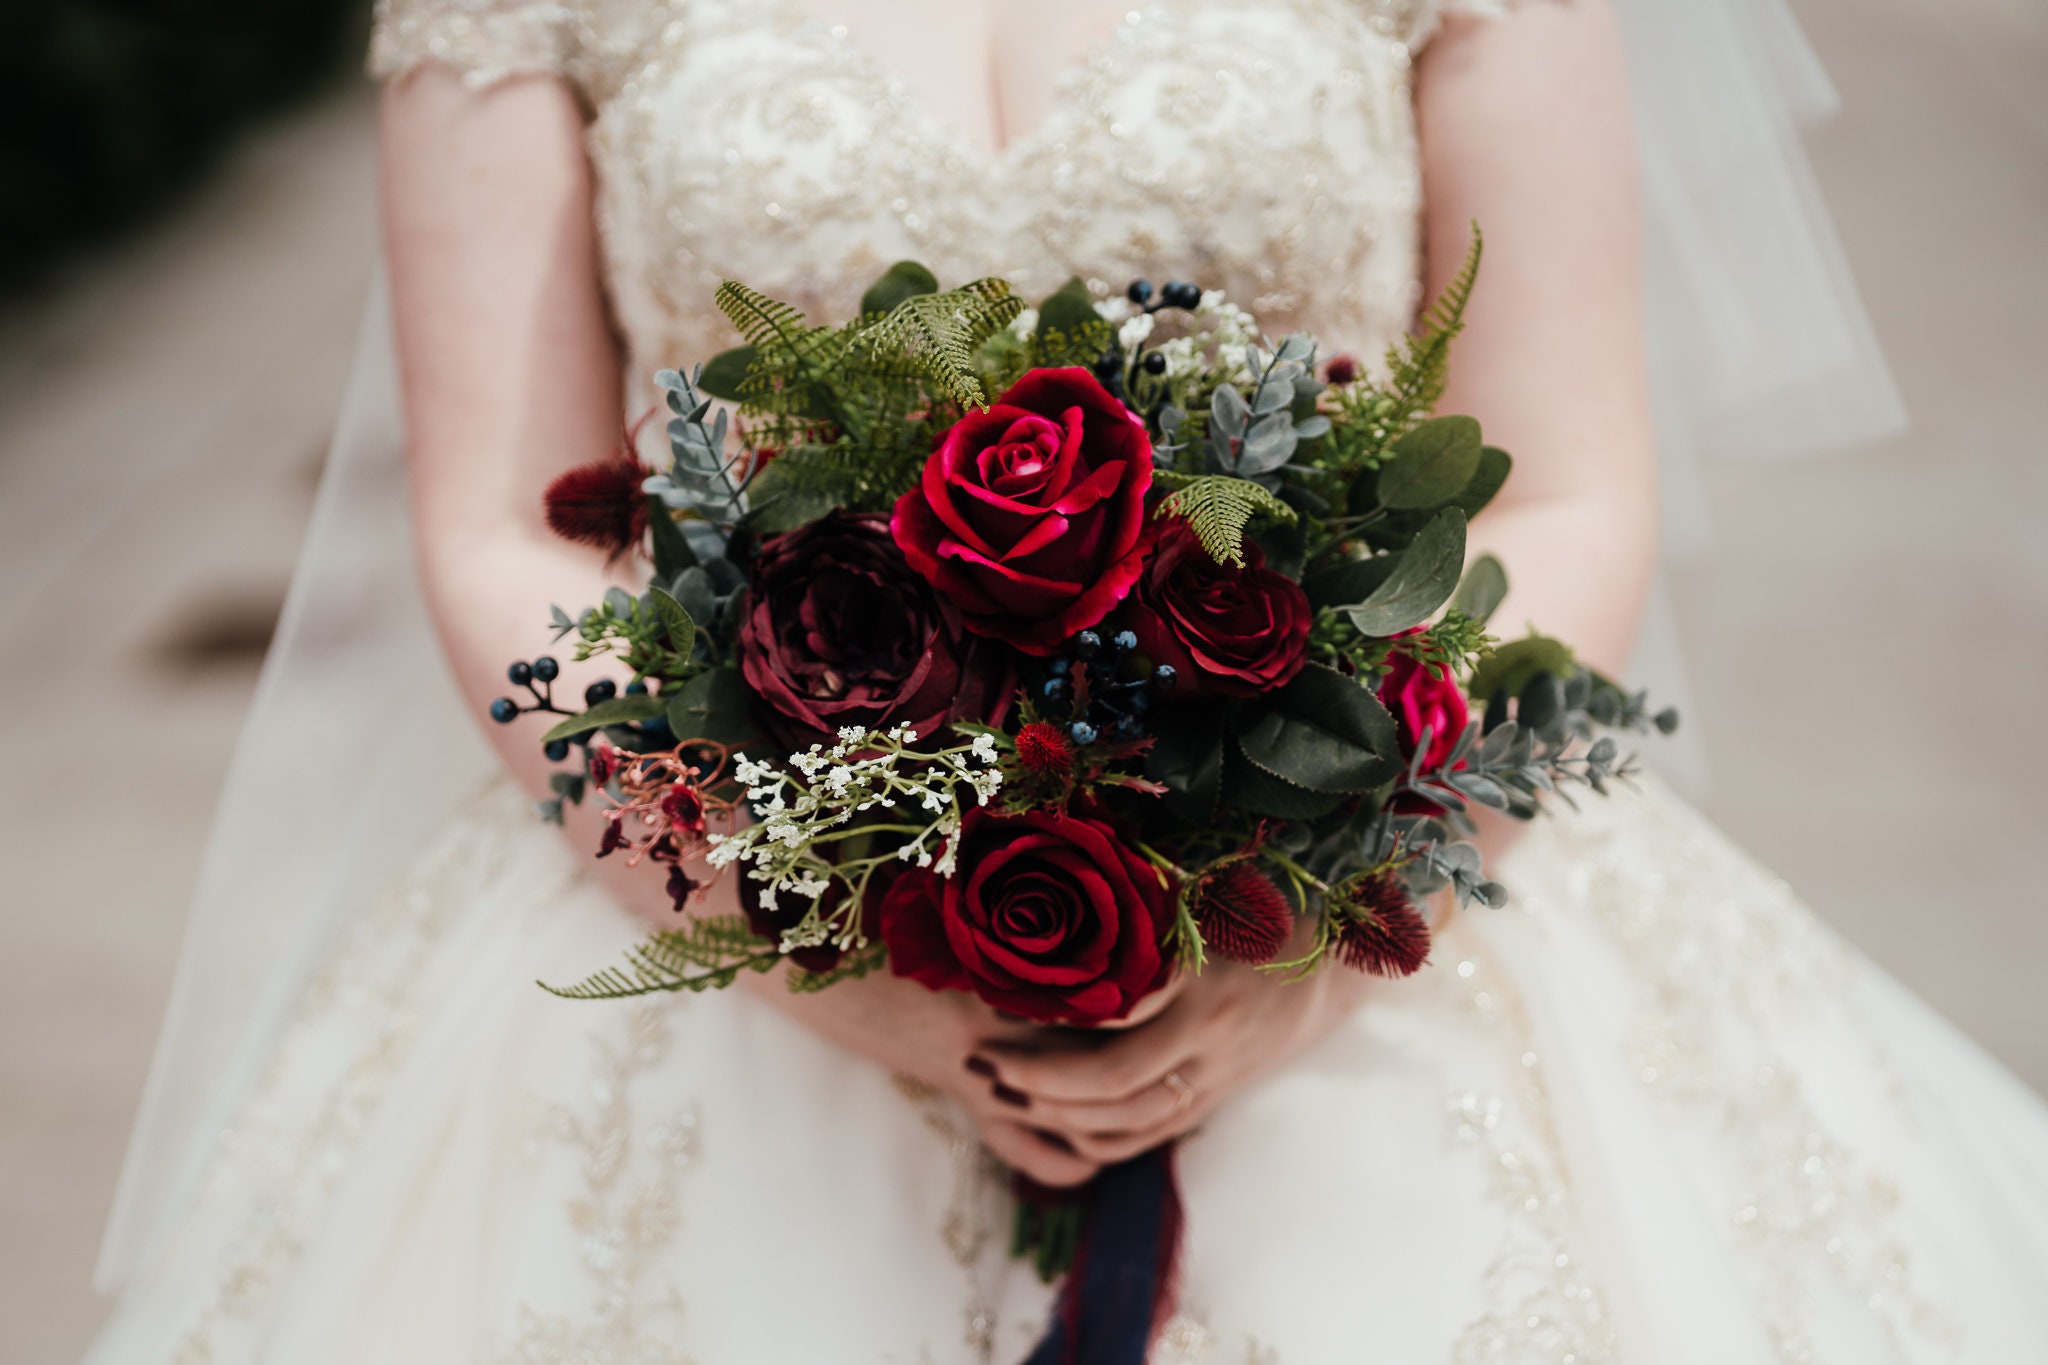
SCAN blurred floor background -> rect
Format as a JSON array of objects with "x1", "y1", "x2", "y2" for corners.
[{"x1": 1, "y1": 0, "x2": 2043, "y2": 1360}]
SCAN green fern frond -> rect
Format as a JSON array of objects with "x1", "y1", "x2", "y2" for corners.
[
  {"x1": 785, "y1": 939, "x2": 887, "y2": 993},
  {"x1": 854, "y1": 278, "x2": 1023, "y2": 409},
  {"x1": 713, "y1": 280, "x2": 815, "y2": 355},
  {"x1": 539, "y1": 914, "x2": 780, "y2": 1001},
  {"x1": 1154, "y1": 473, "x2": 1298, "y2": 567},
  {"x1": 1381, "y1": 224, "x2": 1483, "y2": 422}
]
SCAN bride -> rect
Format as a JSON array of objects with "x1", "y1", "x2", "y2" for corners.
[{"x1": 84, "y1": 1, "x2": 2048, "y2": 1361}]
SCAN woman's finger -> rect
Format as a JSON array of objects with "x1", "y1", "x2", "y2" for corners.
[
  {"x1": 980, "y1": 1023, "x2": 1191, "y2": 1104},
  {"x1": 977, "y1": 1117, "x2": 1101, "y2": 1189},
  {"x1": 1022, "y1": 1059, "x2": 1204, "y2": 1136}
]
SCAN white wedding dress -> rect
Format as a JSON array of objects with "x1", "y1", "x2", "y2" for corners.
[{"x1": 83, "y1": 2, "x2": 2048, "y2": 1362}]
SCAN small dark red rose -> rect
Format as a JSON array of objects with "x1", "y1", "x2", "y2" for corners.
[
  {"x1": 1377, "y1": 632, "x2": 1469, "y2": 772},
  {"x1": 878, "y1": 807, "x2": 1175, "y2": 1025},
  {"x1": 891, "y1": 367, "x2": 1154, "y2": 655},
  {"x1": 1123, "y1": 520, "x2": 1311, "y2": 698},
  {"x1": 739, "y1": 511, "x2": 1013, "y2": 750}
]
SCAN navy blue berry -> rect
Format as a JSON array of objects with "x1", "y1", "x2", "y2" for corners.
[
  {"x1": 489, "y1": 697, "x2": 520, "y2": 724},
  {"x1": 531, "y1": 656, "x2": 560, "y2": 682}
]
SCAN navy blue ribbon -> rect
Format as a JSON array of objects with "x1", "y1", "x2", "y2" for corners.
[{"x1": 1021, "y1": 1144, "x2": 1181, "y2": 1365}]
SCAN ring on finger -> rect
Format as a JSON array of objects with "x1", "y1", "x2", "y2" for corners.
[{"x1": 1162, "y1": 1069, "x2": 1194, "y2": 1112}]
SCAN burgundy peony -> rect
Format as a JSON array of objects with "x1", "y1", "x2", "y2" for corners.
[
  {"x1": 891, "y1": 367, "x2": 1154, "y2": 655},
  {"x1": 1123, "y1": 520, "x2": 1311, "y2": 697},
  {"x1": 878, "y1": 807, "x2": 1176, "y2": 1025},
  {"x1": 739, "y1": 511, "x2": 1012, "y2": 749},
  {"x1": 1376, "y1": 633, "x2": 1470, "y2": 772}
]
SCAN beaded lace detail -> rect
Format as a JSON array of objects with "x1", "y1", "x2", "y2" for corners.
[{"x1": 368, "y1": 0, "x2": 1509, "y2": 403}]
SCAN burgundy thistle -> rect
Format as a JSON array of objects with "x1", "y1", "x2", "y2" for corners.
[
  {"x1": 544, "y1": 444, "x2": 650, "y2": 562},
  {"x1": 738, "y1": 511, "x2": 1013, "y2": 750},
  {"x1": 1188, "y1": 861, "x2": 1293, "y2": 965},
  {"x1": 1330, "y1": 871, "x2": 1432, "y2": 977},
  {"x1": 1014, "y1": 721, "x2": 1075, "y2": 778}
]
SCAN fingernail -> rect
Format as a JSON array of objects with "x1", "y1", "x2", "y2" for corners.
[
  {"x1": 993, "y1": 1083, "x2": 1031, "y2": 1110},
  {"x1": 965, "y1": 1055, "x2": 998, "y2": 1079}
]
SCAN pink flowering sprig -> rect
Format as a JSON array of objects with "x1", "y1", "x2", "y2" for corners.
[{"x1": 591, "y1": 739, "x2": 739, "y2": 913}]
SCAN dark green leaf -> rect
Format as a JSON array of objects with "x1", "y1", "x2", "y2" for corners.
[
  {"x1": 541, "y1": 694, "x2": 666, "y2": 744},
  {"x1": 649, "y1": 587, "x2": 697, "y2": 661},
  {"x1": 697, "y1": 346, "x2": 756, "y2": 400},
  {"x1": 1341, "y1": 508, "x2": 1468, "y2": 636},
  {"x1": 1231, "y1": 664, "x2": 1402, "y2": 794},
  {"x1": 1143, "y1": 704, "x2": 1227, "y2": 822},
  {"x1": 665, "y1": 667, "x2": 759, "y2": 748},
  {"x1": 1455, "y1": 446, "x2": 1513, "y2": 519},
  {"x1": 1467, "y1": 634, "x2": 1577, "y2": 703},
  {"x1": 860, "y1": 260, "x2": 940, "y2": 316},
  {"x1": 1037, "y1": 275, "x2": 1098, "y2": 336},
  {"x1": 1222, "y1": 742, "x2": 1346, "y2": 819},
  {"x1": 1303, "y1": 553, "x2": 1398, "y2": 610},
  {"x1": 648, "y1": 498, "x2": 696, "y2": 580},
  {"x1": 1452, "y1": 554, "x2": 1509, "y2": 624},
  {"x1": 1378, "y1": 416, "x2": 1483, "y2": 510}
]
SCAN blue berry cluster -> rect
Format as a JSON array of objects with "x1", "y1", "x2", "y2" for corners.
[
  {"x1": 490, "y1": 658, "x2": 661, "y2": 763},
  {"x1": 1093, "y1": 277, "x2": 1206, "y2": 397},
  {"x1": 1040, "y1": 629, "x2": 1177, "y2": 745}
]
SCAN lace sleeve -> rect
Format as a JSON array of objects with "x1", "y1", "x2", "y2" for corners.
[{"x1": 368, "y1": 0, "x2": 581, "y2": 90}]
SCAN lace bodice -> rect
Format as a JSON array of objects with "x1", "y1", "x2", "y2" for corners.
[{"x1": 371, "y1": 0, "x2": 1491, "y2": 398}]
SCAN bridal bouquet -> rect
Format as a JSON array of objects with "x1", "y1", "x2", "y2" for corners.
[
  {"x1": 495, "y1": 235, "x2": 1673, "y2": 1018},
  {"x1": 489, "y1": 238, "x2": 1670, "y2": 1353}
]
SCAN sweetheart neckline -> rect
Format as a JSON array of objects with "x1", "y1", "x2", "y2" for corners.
[{"x1": 767, "y1": 0, "x2": 1167, "y2": 170}]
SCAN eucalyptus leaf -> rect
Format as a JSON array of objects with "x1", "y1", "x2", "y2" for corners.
[
  {"x1": 1467, "y1": 634, "x2": 1576, "y2": 703},
  {"x1": 1378, "y1": 416, "x2": 1484, "y2": 510},
  {"x1": 1455, "y1": 446, "x2": 1513, "y2": 519},
  {"x1": 1452, "y1": 553, "x2": 1509, "y2": 624},
  {"x1": 860, "y1": 260, "x2": 940, "y2": 317},
  {"x1": 665, "y1": 667, "x2": 758, "y2": 748},
  {"x1": 1341, "y1": 507, "x2": 1468, "y2": 636},
  {"x1": 697, "y1": 346, "x2": 755, "y2": 400},
  {"x1": 1304, "y1": 554, "x2": 1398, "y2": 610},
  {"x1": 1236, "y1": 414, "x2": 1298, "y2": 475},
  {"x1": 541, "y1": 694, "x2": 666, "y2": 744},
  {"x1": 647, "y1": 499, "x2": 696, "y2": 581},
  {"x1": 649, "y1": 588, "x2": 697, "y2": 661},
  {"x1": 1037, "y1": 275, "x2": 1098, "y2": 336}
]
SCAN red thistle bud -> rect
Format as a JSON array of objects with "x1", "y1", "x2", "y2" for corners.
[
  {"x1": 665, "y1": 862, "x2": 701, "y2": 912},
  {"x1": 543, "y1": 449, "x2": 649, "y2": 562},
  {"x1": 1331, "y1": 871, "x2": 1431, "y2": 977},
  {"x1": 660, "y1": 781, "x2": 707, "y2": 836},
  {"x1": 1189, "y1": 861, "x2": 1293, "y2": 964},
  {"x1": 1323, "y1": 353, "x2": 1360, "y2": 387},
  {"x1": 1014, "y1": 721, "x2": 1075, "y2": 777},
  {"x1": 587, "y1": 739, "x2": 624, "y2": 786}
]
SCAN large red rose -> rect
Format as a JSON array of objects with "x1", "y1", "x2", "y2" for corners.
[
  {"x1": 877, "y1": 808, "x2": 1175, "y2": 1025},
  {"x1": 739, "y1": 511, "x2": 1012, "y2": 750},
  {"x1": 891, "y1": 368, "x2": 1153, "y2": 655},
  {"x1": 1377, "y1": 634, "x2": 1469, "y2": 772},
  {"x1": 1123, "y1": 520, "x2": 1311, "y2": 697}
]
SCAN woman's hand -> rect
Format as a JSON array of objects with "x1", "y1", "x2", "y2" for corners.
[
  {"x1": 740, "y1": 961, "x2": 1179, "y2": 1188},
  {"x1": 968, "y1": 949, "x2": 1377, "y2": 1168}
]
